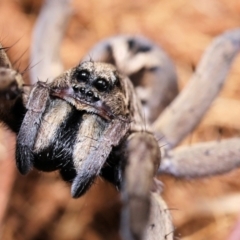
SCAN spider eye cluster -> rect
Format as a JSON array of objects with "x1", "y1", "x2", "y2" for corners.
[
  {"x1": 94, "y1": 78, "x2": 109, "y2": 92},
  {"x1": 74, "y1": 69, "x2": 110, "y2": 93},
  {"x1": 75, "y1": 70, "x2": 90, "y2": 82}
]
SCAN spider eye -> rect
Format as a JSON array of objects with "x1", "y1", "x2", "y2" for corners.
[
  {"x1": 94, "y1": 78, "x2": 109, "y2": 92},
  {"x1": 75, "y1": 70, "x2": 90, "y2": 82}
]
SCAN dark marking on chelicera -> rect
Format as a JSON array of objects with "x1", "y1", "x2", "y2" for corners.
[{"x1": 33, "y1": 109, "x2": 82, "y2": 174}]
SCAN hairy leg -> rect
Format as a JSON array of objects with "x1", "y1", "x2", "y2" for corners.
[
  {"x1": 0, "y1": 46, "x2": 26, "y2": 132},
  {"x1": 120, "y1": 132, "x2": 160, "y2": 240}
]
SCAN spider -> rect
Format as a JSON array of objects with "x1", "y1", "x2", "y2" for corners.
[
  {"x1": 1, "y1": 16, "x2": 240, "y2": 240},
  {"x1": 0, "y1": 36, "x2": 176, "y2": 240}
]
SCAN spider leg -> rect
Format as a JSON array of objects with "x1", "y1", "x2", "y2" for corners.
[
  {"x1": 16, "y1": 82, "x2": 50, "y2": 174},
  {"x1": 120, "y1": 131, "x2": 160, "y2": 240},
  {"x1": 153, "y1": 29, "x2": 240, "y2": 149},
  {"x1": 0, "y1": 45, "x2": 26, "y2": 132}
]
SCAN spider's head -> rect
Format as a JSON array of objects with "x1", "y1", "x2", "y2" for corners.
[
  {"x1": 71, "y1": 61, "x2": 121, "y2": 103},
  {"x1": 51, "y1": 61, "x2": 129, "y2": 121}
]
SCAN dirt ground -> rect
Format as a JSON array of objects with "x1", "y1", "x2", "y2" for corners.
[{"x1": 0, "y1": 0, "x2": 240, "y2": 239}]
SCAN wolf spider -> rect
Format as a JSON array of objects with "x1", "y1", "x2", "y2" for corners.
[{"x1": 1, "y1": 3, "x2": 240, "y2": 239}]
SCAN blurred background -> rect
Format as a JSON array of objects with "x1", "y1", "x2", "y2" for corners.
[{"x1": 0, "y1": 0, "x2": 240, "y2": 239}]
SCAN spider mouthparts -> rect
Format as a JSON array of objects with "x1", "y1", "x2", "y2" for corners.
[
  {"x1": 50, "y1": 87, "x2": 75, "y2": 99},
  {"x1": 16, "y1": 144, "x2": 34, "y2": 175},
  {"x1": 71, "y1": 171, "x2": 95, "y2": 198},
  {"x1": 94, "y1": 101, "x2": 115, "y2": 120}
]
